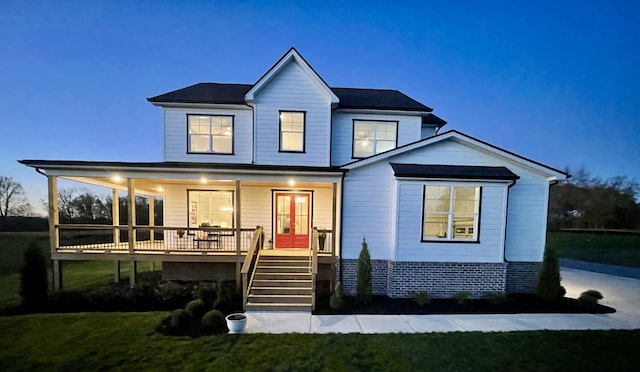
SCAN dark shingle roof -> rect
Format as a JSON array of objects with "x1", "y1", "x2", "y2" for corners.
[
  {"x1": 148, "y1": 84, "x2": 434, "y2": 112},
  {"x1": 390, "y1": 163, "x2": 519, "y2": 180},
  {"x1": 421, "y1": 113, "x2": 447, "y2": 125}
]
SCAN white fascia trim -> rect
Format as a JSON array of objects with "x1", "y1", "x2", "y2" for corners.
[
  {"x1": 333, "y1": 109, "x2": 432, "y2": 116},
  {"x1": 150, "y1": 102, "x2": 251, "y2": 110},
  {"x1": 244, "y1": 49, "x2": 339, "y2": 104}
]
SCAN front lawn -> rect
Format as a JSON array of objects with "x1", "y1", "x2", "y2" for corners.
[
  {"x1": 0, "y1": 312, "x2": 639, "y2": 371},
  {"x1": 547, "y1": 232, "x2": 640, "y2": 267}
]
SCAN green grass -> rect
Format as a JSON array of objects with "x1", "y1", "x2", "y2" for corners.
[
  {"x1": 0, "y1": 312, "x2": 639, "y2": 371},
  {"x1": 548, "y1": 232, "x2": 640, "y2": 267},
  {"x1": 0, "y1": 232, "x2": 159, "y2": 309}
]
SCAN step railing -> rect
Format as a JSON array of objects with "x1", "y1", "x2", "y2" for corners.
[
  {"x1": 241, "y1": 226, "x2": 264, "y2": 310},
  {"x1": 310, "y1": 227, "x2": 318, "y2": 310}
]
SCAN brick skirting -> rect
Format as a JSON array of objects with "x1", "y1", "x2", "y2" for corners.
[
  {"x1": 506, "y1": 261, "x2": 541, "y2": 293},
  {"x1": 340, "y1": 259, "x2": 508, "y2": 298}
]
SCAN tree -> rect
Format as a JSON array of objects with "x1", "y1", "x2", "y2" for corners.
[
  {"x1": 19, "y1": 242, "x2": 49, "y2": 310},
  {"x1": 0, "y1": 176, "x2": 31, "y2": 217},
  {"x1": 536, "y1": 246, "x2": 565, "y2": 301},
  {"x1": 356, "y1": 237, "x2": 372, "y2": 304}
]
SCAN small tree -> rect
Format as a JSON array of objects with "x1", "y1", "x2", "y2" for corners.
[
  {"x1": 19, "y1": 242, "x2": 49, "y2": 310},
  {"x1": 356, "y1": 237, "x2": 372, "y2": 304},
  {"x1": 537, "y1": 246, "x2": 565, "y2": 301}
]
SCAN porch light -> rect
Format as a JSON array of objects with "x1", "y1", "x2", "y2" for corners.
[
  {"x1": 200, "y1": 177, "x2": 207, "y2": 184},
  {"x1": 288, "y1": 179, "x2": 295, "y2": 186},
  {"x1": 156, "y1": 186, "x2": 163, "y2": 192},
  {"x1": 111, "y1": 175, "x2": 122, "y2": 183}
]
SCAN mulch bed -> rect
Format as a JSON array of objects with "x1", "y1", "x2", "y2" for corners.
[{"x1": 313, "y1": 294, "x2": 615, "y2": 315}]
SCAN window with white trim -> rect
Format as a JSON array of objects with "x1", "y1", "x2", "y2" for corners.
[
  {"x1": 353, "y1": 120, "x2": 397, "y2": 158},
  {"x1": 188, "y1": 190, "x2": 234, "y2": 229},
  {"x1": 422, "y1": 186, "x2": 480, "y2": 241},
  {"x1": 188, "y1": 115, "x2": 233, "y2": 154},
  {"x1": 279, "y1": 111, "x2": 305, "y2": 152}
]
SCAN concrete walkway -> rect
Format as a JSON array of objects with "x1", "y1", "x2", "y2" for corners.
[{"x1": 245, "y1": 267, "x2": 640, "y2": 333}]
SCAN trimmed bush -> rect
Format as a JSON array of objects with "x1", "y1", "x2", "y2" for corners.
[
  {"x1": 124, "y1": 282, "x2": 156, "y2": 309},
  {"x1": 537, "y1": 246, "x2": 566, "y2": 301},
  {"x1": 329, "y1": 282, "x2": 346, "y2": 310},
  {"x1": 483, "y1": 292, "x2": 508, "y2": 305},
  {"x1": 185, "y1": 299, "x2": 205, "y2": 319},
  {"x1": 170, "y1": 309, "x2": 190, "y2": 329},
  {"x1": 578, "y1": 289, "x2": 604, "y2": 309},
  {"x1": 411, "y1": 291, "x2": 431, "y2": 306},
  {"x1": 454, "y1": 291, "x2": 471, "y2": 305},
  {"x1": 213, "y1": 281, "x2": 234, "y2": 312},
  {"x1": 356, "y1": 237, "x2": 372, "y2": 304},
  {"x1": 155, "y1": 281, "x2": 195, "y2": 308},
  {"x1": 19, "y1": 242, "x2": 48, "y2": 310},
  {"x1": 201, "y1": 309, "x2": 226, "y2": 333},
  {"x1": 194, "y1": 282, "x2": 217, "y2": 307}
]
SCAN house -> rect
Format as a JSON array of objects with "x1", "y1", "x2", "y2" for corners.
[{"x1": 20, "y1": 47, "x2": 566, "y2": 310}]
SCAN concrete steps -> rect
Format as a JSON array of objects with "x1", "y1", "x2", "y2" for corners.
[{"x1": 246, "y1": 254, "x2": 313, "y2": 311}]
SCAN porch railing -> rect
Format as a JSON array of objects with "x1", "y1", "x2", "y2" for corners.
[
  {"x1": 56, "y1": 224, "x2": 255, "y2": 253},
  {"x1": 317, "y1": 229, "x2": 334, "y2": 254},
  {"x1": 241, "y1": 226, "x2": 264, "y2": 310}
]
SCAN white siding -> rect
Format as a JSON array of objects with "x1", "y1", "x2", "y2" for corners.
[
  {"x1": 163, "y1": 107, "x2": 253, "y2": 163},
  {"x1": 331, "y1": 113, "x2": 422, "y2": 166},
  {"x1": 341, "y1": 138, "x2": 551, "y2": 263},
  {"x1": 395, "y1": 181, "x2": 507, "y2": 262},
  {"x1": 341, "y1": 162, "x2": 396, "y2": 260},
  {"x1": 163, "y1": 183, "x2": 333, "y2": 246},
  {"x1": 254, "y1": 60, "x2": 331, "y2": 166}
]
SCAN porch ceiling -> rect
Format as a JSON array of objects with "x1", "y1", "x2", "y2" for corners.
[{"x1": 63, "y1": 176, "x2": 333, "y2": 197}]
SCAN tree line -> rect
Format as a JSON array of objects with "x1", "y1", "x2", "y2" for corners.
[{"x1": 548, "y1": 166, "x2": 640, "y2": 230}]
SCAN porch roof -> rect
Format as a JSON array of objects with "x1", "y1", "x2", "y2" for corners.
[{"x1": 390, "y1": 163, "x2": 520, "y2": 181}]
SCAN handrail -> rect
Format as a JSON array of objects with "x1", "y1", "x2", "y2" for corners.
[
  {"x1": 57, "y1": 224, "x2": 255, "y2": 231},
  {"x1": 310, "y1": 227, "x2": 318, "y2": 310},
  {"x1": 241, "y1": 226, "x2": 263, "y2": 310}
]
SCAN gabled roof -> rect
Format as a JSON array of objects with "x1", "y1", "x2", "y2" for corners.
[
  {"x1": 331, "y1": 88, "x2": 431, "y2": 112},
  {"x1": 344, "y1": 130, "x2": 568, "y2": 180},
  {"x1": 147, "y1": 83, "x2": 251, "y2": 105},
  {"x1": 390, "y1": 163, "x2": 519, "y2": 181},
  {"x1": 244, "y1": 47, "x2": 339, "y2": 105},
  {"x1": 421, "y1": 113, "x2": 447, "y2": 125}
]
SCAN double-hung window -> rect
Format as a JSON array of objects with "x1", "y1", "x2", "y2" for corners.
[
  {"x1": 187, "y1": 115, "x2": 233, "y2": 154},
  {"x1": 422, "y1": 186, "x2": 480, "y2": 241},
  {"x1": 188, "y1": 190, "x2": 234, "y2": 229},
  {"x1": 279, "y1": 111, "x2": 305, "y2": 152},
  {"x1": 353, "y1": 120, "x2": 397, "y2": 158}
]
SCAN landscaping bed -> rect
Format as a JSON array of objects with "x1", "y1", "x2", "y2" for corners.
[{"x1": 314, "y1": 294, "x2": 615, "y2": 315}]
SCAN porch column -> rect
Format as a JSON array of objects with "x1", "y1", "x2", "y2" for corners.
[
  {"x1": 112, "y1": 188, "x2": 120, "y2": 248},
  {"x1": 127, "y1": 178, "x2": 137, "y2": 287},
  {"x1": 331, "y1": 182, "x2": 338, "y2": 290},
  {"x1": 48, "y1": 176, "x2": 61, "y2": 291},
  {"x1": 235, "y1": 180, "x2": 242, "y2": 290},
  {"x1": 148, "y1": 195, "x2": 155, "y2": 271}
]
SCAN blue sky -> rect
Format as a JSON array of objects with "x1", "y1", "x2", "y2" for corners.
[{"x1": 1, "y1": 0, "x2": 639, "y2": 214}]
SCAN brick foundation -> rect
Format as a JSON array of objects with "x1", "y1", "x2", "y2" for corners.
[
  {"x1": 506, "y1": 261, "x2": 541, "y2": 293},
  {"x1": 340, "y1": 259, "x2": 508, "y2": 298},
  {"x1": 162, "y1": 262, "x2": 235, "y2": 281}
]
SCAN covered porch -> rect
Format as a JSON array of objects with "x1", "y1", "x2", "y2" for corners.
[{"x1": 22, "y1": 160, "x2": 343, "y2": 301}]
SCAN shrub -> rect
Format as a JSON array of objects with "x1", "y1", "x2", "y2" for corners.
[
  {"x1": 578, "y1": 289, "x2": 604, "y2": 308},
  {"x1": 356, "y1": 237, "x2": 372, "y2": 304},
  {"x1": 329, "y1": 282, "x2": 346, "y2": 310},
  {"x1": 213, "y1": 281, "x2": 234, "y2": 312},
  {"x1": 201, "y1": 309, "x2": 226, "y2": 333},
  {"x1": 194, "y1": 282, "x2": 217, "y2": 307},
  {"x1": 155, "y1": 281, "x2": 195, "y2": 308},
  {"x1": 483, "y1": 292, "x2": 508, "y2": 305},
  {"x1": 185, "y1": 299, "x2": 205, "y2": 319},
  {"x1": 124, "y1": 282, "x2": 157, "y2": 309},
  {"x1": 170, "y1": 308, "x2": 190, "y2": 329},
  {"x1": 19, "y1": 242, "x2": 48, "y2": 310},
  {"x1": 454, "y1": 291, "x2": 471, "y2": 305},
  {"x1": 537, "y1": 246, "x2": 565, "y2": 301},
  {"x1": 87, "y1": 287, "x2": 129, "y2": 311},
  {"x1": 47, "y1": 290, "x2": 90, "y2": 312},
  {"x1": 411, "y1": 291, "x2": 431, "y2": 306}
]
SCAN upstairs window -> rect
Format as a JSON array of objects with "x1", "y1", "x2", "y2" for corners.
[
  {"x1": 279, "y1": 111, "x2": 305, "y2": 152},
  {"x1": 422, "y1": 186, "x2": 480, "y2": 242},
  {"x1": 353, "y1": 120, "x2": 397, "y2": 158},
  {"x1": 188, "y1": 115, "x2": 233, "y2": 154}
]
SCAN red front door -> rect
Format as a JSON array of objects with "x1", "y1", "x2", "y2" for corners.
[{"x1": 275, "y1": 193, "x2": 310, "y2": 248}]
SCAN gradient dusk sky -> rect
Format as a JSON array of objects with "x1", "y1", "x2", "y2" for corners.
[{"x1": 1, "y1": 0, "x2": 639, "y2": 214}]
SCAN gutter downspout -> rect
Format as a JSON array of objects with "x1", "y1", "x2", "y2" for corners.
[
  {"x1": 503, "y1": 178, "x2": 518, "y2": 263},
  {"x1": 338, "y1": 171, "x2": 346, "y2": 286},
  {"x1": 35, "y1": 168, "x2": 47, "y2": 177}
]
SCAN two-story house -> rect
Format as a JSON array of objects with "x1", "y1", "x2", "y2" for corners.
[{"x1": 20, "y1": 48, "x2": 566, "y2": 311}]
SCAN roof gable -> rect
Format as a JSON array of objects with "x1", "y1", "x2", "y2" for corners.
[
  {"x1": 344, "y1": 130, "x2": 567, "y2": 180},
  {"x1": 244, "y1": 47, "x2": 339, "y2": 105}
]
